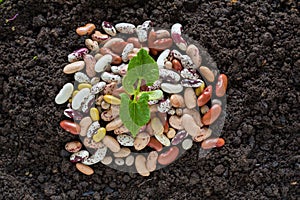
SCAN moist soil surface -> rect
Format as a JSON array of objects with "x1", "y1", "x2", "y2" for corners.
[{"x1": 0, "y1": 0, "x2": 299, "y2": 199}]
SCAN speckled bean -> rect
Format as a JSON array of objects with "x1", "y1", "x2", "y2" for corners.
[
  {"x1": 115, "y1": 23, "x2": 136, "y2": 34},
  {"x1": 82, "y1": 146, "x2": 107, "y2": 165},
  {"x1": 134, "y1": 132, "x2": 150, "y2": 151},
  {"x1": 181, "y1": 79, "x2": 203, "y2": 87},
  {"x1": 159, "y1": 69, "x2": 181, "y2": 83},
  {"x1": 171, "y1": 23, "x2": 187, "y2": 51},
  {"x1": 101, "y1": 72, "x2": 121, "y2": 84},
  {"x1": 91, "y1": 31, "x2": 110, "y2": 43},
  {"x1": 70, "y1": 150, "x2": 89, "y2": 163},
  {"x1": 91, "y1": 82, "x2": 106, "y2": 95},
  {"x1": 114, "y1": 125, "x2": 130, "y2": 135},
  {"x1": 153, "y1": 38, "x2": 173, "y2": 51},
  {"x1": 81, "y1": 94, "x2": 95, "y2": 113},
  {"x1": 74, "y1": 72, "x2": 90, "y2": 83},
  {"x1": 85, "y1": 39, "x2": 99, "y2": 52},
  {"x1": 86, "y1": 121, "x2": 100, "y2": 138},
  {"x1": 65, "y1": 141, "x2": 82, "y2": 153},
  {"x1": 83, "y1": 137, "x2": 105, "y2": 149},
  {"x1": 83, "y1": 54, "x2": 96, "y2": 77},
  {"x1": 154, "y1": 133, "x2": 170, "y2": 146},
  {"x1": 68, "y1": 48, "x2": 89, "y2": 63},
  {"x1": 186, "y1": 44, "x2": 201, "y2": 68},
  {"x1": 171, "y1": 130, "x2": 188, "y2": 145},
  {"x1": 102, "y1": 21, "x2": 116, "y2": 36}
]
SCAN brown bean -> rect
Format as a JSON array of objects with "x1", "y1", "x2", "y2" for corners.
[
  {"x1": 65, "y1": 141, "x2": 82, "y2": 153},
  {"x1": 172, "y1": 59, "x2": 183, "y2": 71},
  {"x1": 76, "y1": 23, "x2": 96, "y2": 36},
  {"x1": 91, "y1": 31, "x2": 109, "y2": 43},
  {"x1": 76, "y1": 163, "x2": 94, "y2": 175}
]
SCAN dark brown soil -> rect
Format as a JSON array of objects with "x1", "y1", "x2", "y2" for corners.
[{"x1": 1, "y1": 0, "x2": 299, "y2": 199}]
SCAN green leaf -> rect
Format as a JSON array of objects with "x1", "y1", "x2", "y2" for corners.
[
  {"x1": 119, "y1": 93, "x2": 141, "y2": 137},
  {"x1": 137, "y1": 90, "x2": 163, "y2": 100},
  {"x1": 129, "y1": 93, "x2": 150, "y2": 126},
  {"x1": 122, "y1": 63, "x2": 159, "y2": 94},
  {"x1": 127, "y1": 48, "x2": 156, "y2": 71}
]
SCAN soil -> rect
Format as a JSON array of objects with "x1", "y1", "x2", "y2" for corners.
[{"x1": 0, "y1": 0, "x2": 299, "y2": 199}]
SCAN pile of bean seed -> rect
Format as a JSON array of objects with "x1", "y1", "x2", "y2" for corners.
[{"x1": 55, "y1": 20, "x2": 228, "y2": 176}]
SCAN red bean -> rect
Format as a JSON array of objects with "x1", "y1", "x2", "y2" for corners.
[
  {"x1": 216, "y1": 74, "x2": 228, "y2": 97},
  {"x1": 202, "y1": 104, "x2": 222, "y2": 125},
  {"x1": 201, "y1": 138, "x2": 225, "y2": 149},
  {"x1": 197, "y1": 85, "x2": 212, "y2": 107},
  {"x1": 127, "y1": 37, "x2": 141, "y2": 48},
  {"x1": 147, "y1": 137, "x2": 163, "y2": 152},
  {"x1": 157, "y1": 146, "x2": 179, "y2": 165},
  {"x1": 60, "y1": 120, "x2": 81, "y2": 135}
]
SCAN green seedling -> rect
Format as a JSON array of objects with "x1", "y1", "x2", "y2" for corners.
[{"x1": 120, "y1": 48, "x2": 162, "y2": 137}]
